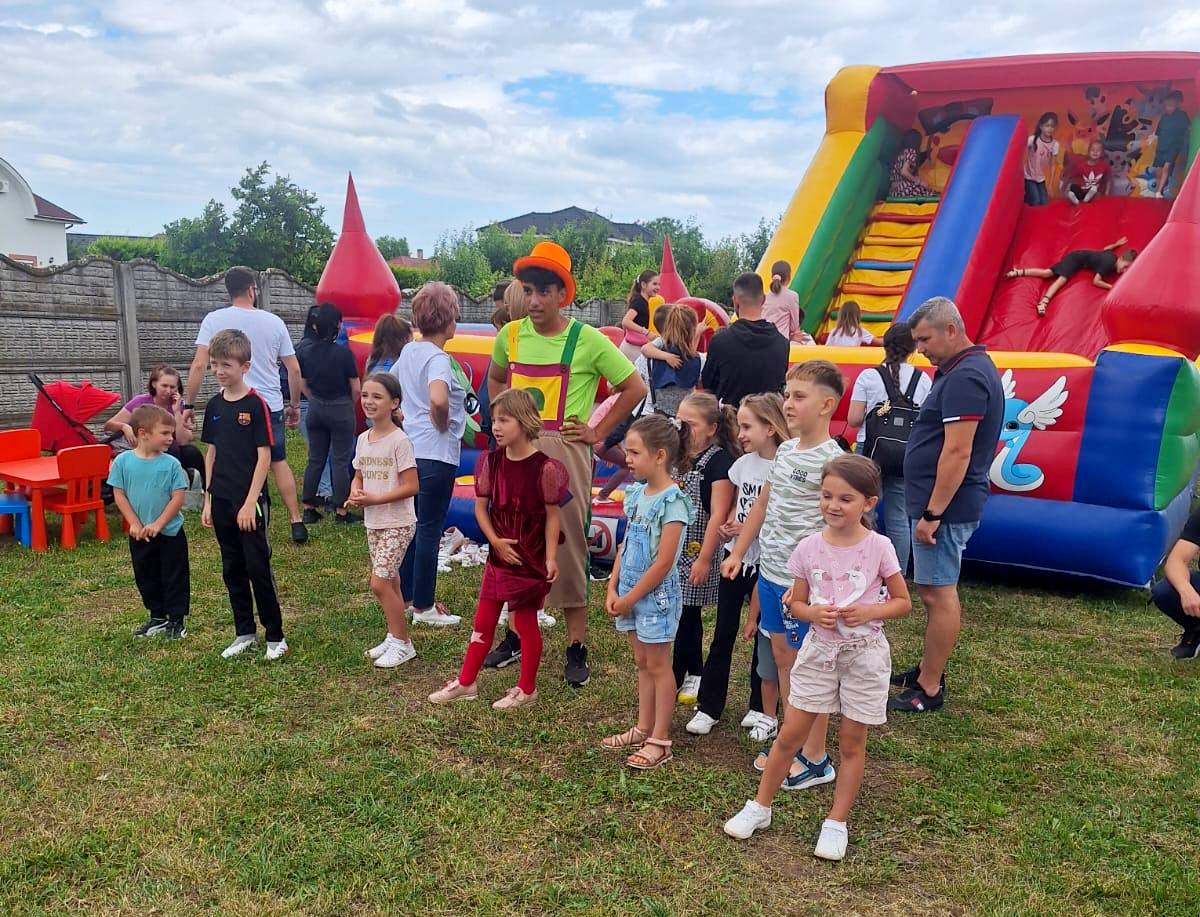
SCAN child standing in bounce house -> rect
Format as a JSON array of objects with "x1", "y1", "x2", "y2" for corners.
[
  {"x1": 602, "y1": 413, "x2": 695, "y2": 769},
  {"x1": 429, "y1": 389, "x2": 569, "y2": 709},
  {"x1": 1023, "y1": 112, "x2": 1061, "y2": 206},
  {"x1": 486, "y1": 242, "x2": 648, "y2": 688}
]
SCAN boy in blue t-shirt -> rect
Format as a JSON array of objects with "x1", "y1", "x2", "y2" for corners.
[{"x1": 107, "y1": 404, "x2": 191, "y2": 639}]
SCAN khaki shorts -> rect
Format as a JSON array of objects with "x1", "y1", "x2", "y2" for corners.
[
  {"x1": 537, "y1": 430, "x2": 592, "y2": 609},
  {"x1": 366, "y1": 524, "x2": 415, "y2": 580},
  {"x1": 788, "y1": 630, "x2": 892, "y2": 726}
]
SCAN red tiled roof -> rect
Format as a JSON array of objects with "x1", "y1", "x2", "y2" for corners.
[
  {"x1": 32, "y1": 193, "x2": 84, "y2": 224},
  {"x1": 388, "y1": 255, "x2": 435, "y2": 268}
]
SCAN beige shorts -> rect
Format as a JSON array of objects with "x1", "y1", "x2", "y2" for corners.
[
  {"x1": 788, "y1": 630, "x2": 892, "y2": 726},
  {"x1": 366, "y1": 524, "x2": 415, "y2": 580}
]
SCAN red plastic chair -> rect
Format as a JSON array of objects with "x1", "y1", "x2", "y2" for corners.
[
  {"x1": 0, "y1": 429, "x2": 42, "y2": 495},
  {"x1": 42, "y1": 444, "x2": 111, "y2": 549}
]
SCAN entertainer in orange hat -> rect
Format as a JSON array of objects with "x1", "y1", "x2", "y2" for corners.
[{"x1": 486, "y1": 241, "x2": 648, "y2": 687}]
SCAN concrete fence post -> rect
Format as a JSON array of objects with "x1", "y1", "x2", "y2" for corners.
[{"x1": 114, "y1": 261, "x2": 140, "y2": 399}]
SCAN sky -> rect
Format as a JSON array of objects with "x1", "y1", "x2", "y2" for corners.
[{"x1": 4, "y1": 1, "x2": 1200, "y2": 251}]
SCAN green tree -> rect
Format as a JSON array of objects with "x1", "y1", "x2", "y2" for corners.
[
  {"x1": 375, "y1": 235, "x2": 410, "y2": 259},
  {"x1": 160, "y1": 201, "x2": 234, "y2": 278},
  {"x1": 692, "y1": 240, "x2": 741, "y2": 305},
  {"x1": 551, "y1": 216, "x2": 610, "y2": 278},
  {"x1": 433, "y1": 228, "x2": 497, "y2": 298},
  {"x1": 643, "y1": 216, "x2": 711, "y2": 284},
  {"x1": 85, "y1": 236, "x2": 165, "y2": 262},
  {"x1": 228, "y1": 162, "x2": 334, "y2": 283},
  {"x1": 738, "y1": 216, "x2": 779, "y2": 273}
]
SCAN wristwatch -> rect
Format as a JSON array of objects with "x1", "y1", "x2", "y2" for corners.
[
  {"x1": 180, "y1": 402, "x2": 194, "y2": 411},
  {"x1": 921, "y1": 509, "x2": 944, "y2": 523}
]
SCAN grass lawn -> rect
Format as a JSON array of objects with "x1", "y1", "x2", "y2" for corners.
[{"x1": 2, "y1": 433, "x2": 1199, "y2": 916}]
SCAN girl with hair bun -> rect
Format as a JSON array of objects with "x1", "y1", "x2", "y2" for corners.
[{"x1": 762, "y1": 261, "x2": 813, "y2": 344}]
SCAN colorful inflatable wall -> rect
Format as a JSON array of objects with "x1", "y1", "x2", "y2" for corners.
[{"x1": 758, "y1": 52, "x2": 1200, "y2": 586}]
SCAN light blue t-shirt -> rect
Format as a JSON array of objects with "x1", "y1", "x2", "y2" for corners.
[
  {"x1": 106, "y1": 451, "x2": 188, "y2": 536},
  {"x1": 391, "y1": 340, "x2": 465, "y2": 465},
  {"x1": 624, "y1": 482, "x2": 694, "y2": 563}
]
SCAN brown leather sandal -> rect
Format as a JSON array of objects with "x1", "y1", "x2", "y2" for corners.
[
  {"x1": 601, "y1": 726, "x2": 648, "y2": 750},
  {"x1": 627, "y1": 737, "x2": 673, "y2": 770}
]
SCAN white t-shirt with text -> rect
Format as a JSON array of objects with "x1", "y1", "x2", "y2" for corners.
[
  {"x1": 725, "y1": 451, "x2": 773, "y2": 567},
  {"x1": 758, "y1": 437, "x2": 845, "y2": 586},
  {"x1": 353, "y1": 427, "x2": 417, "y2": 529}
]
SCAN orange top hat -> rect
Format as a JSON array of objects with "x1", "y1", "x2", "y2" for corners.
[{"x1": 513, "y1": 240, "x2": 576, "y2": 305}]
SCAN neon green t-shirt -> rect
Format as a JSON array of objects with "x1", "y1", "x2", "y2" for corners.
[{"x1": 491, "y1": 317, "x2": 635, "y2": 421}]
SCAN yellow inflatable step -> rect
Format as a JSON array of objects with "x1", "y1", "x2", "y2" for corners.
[
  {"x1": 831, "y1": 292, "x2": 900, "y2": 314},
  {"x1": 864, "y1": 221, "x2": 929, "y2": 241},
  {"x1": 844, "y1": 267, "x2": 912, "y2": 288},
  {"x1": 857, "y1": 243, "x2": 923, "y2": 262},
  {"x1": 871, "y1": 201, "x2": 939, "y2": 218}
]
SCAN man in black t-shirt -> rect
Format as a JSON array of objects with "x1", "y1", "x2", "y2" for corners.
[
  {"x1": 1152, "y1": 506, "x2": 1200, "y2": 660},
  {"x1": 700, "y1": 272, "x2": 790, "y2": 406},
  {"x1": 1005, "y1": 237, "x2": 1137, "y2": 315},
  {"x1": 201, "y1": 329, "x2": 288, "y2": 661}
]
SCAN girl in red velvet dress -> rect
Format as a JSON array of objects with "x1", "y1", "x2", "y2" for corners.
[{"x1": 429, "y1": 389, "x2": 569, "y2": 710}]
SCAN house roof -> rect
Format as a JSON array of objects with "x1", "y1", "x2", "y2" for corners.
[
  {"x1": 32, "y1": 193, "x2": 84, "y2": 224},
  {"x1": 479, "y1": 206, "x2": 653, "y2": 244},
  {"x1": 388, "y1": 255, "x2": 435, "y2": 269}
]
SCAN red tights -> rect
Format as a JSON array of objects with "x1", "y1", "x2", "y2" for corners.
[{"x1": 459, "y1": 599, "x2": 541, "y2": 694}]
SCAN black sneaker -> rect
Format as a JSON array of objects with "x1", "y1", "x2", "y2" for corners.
[
  {"x1": 334, "y1": 512, "x2": 362, "y2": 525},
  {"x1": 887, "y1": 683, "x2": 945, "y2": 713},
  {"x1": 484, "y1": 630, "x2": 522, "y2": 668},
  {"x1": 564, "y1": 641, "x2": 590, "y2": 688},
  {"x1": 291, "y1": 521, "x2": 309, "y2": 544},
  {"x1": 163, "y1": 620, "x2": 187, "y2": 640},
  {"x1": 890, "y1": 663, "x2": 946, "y2": 692},
  {"x1": 1170, "y1": 632, "x2": 1200, "y2": 660},
  {"x1": 301, "y1": 508, "x2": 323, "y2": 525},
  {"x1": 589, "y1": 567, "x2": 611, "y2": 582},
  {"x1": 133, "y1": 617, "x2": 168, "y2": 637}
]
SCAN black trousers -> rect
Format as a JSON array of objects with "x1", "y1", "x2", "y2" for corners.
[
  {"x1": 169, "y1": 443, "x2": 206, "y2": 490},
  {"x1": 211, "y1": 494, "x2": 284, "y2": 641},
  {"x1": 129, "y1": 529, "x2": 190, "y2": 621},
  {"x1": 697, "y1": 564, "x2": 758, "y2": 719},
  {"x1": 303, "y1": 396, "x2": 355, "y2": 510},
  {"x1": 1151, "y1": 574, "x2": 1200, "y2": 636},
  {"x1": 673, "y1": 604, "x2": 704, "y2": 687}
]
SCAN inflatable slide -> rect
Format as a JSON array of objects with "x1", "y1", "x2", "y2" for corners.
[{"x1": 758, "y1": 52, "x2": 1200, "y2": 586}]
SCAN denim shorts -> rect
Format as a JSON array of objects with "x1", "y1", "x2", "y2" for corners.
[
  {"x1": 910, "y1": 519, "x2": 980, "y2": 587},
  {"x1": 615, "y1": 580, "x2": 682, "y2": 644},
  {"x1": 756, "y1": 576, "x2": 809, "y2": 650},
  {"x1": 268, "y1": 410, "x2": 287, "y2": 462}
]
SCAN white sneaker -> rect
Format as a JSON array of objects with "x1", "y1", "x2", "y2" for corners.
[
  {"x1": 404, "y1": 605, "x2": 416, "y2": 619},
  {"x1": 265, "y1": 639, "x2": 288, "y2": 661},
  {"x1": 814, "y1": 819, "x2": 849, "y2": 861},
  {"x1": 677, "y1": 674, "x2": 701, "y2": 705},
  {"x1": 537, "y1": 609, "x2": 556, "y2": 629},
  {"x1": 365, "y1": 636, "x2": 392, "y2": 660},
  {"x1": 724, "y1": 800, "x2": 772, "y2": 839},
  {"x1": 748, "y1": 715, "x2": 779, "y2": 743},
  {"x1": 498, "y1": 603, "x2": 509, "y2": 628},
  {"x1": 741, "y1": 710, "x2": 767, "y2": 730},
  {"x1": 686, "y1": 711, "x2": 718, "y2": 735},
  {"x1": 220, "y1": 635, "x2": 257, "y2": 658},
  {"x1": 374, "y1": 640, "x2": 416, "y2": 668},
  {"x1": 413, "y1": 606, "x2": 462, "y2": 627}
]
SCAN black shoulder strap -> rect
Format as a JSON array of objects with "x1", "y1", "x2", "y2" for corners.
[
  {"x1": 901, "y1": 367, "x2": 922, "y2": 404},
  {"x1": 874, "y1": 365, "x2": 902, "y2": 404}
]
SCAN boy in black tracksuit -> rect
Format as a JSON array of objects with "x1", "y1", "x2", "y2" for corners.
[{"x1": 201, "y1": 328, "x2": 288, "y2": 660}]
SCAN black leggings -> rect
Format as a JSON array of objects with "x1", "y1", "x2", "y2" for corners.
[
  {"x1": 673, "y1": 605, "x2": 704, "y2": 687},
  {"x1": 696, "y1": 564, "x2": 759, "y2": 720},
  {"x1": 169, "y1": 443, "x2": 206, "y2": 490}
]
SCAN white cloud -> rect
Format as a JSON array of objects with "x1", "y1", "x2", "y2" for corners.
[{"x1": 2, "y1": 0, "x2": 1197, "y2": 247}]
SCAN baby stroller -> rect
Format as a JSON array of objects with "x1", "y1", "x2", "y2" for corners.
[{"x1": 28, "y1": 373, "x2": 123, "y2": 503}]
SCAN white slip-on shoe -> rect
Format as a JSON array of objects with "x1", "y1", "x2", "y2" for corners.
[
  {"x1": 814, "y1": 819, "x2": 848, "y2": 861},
  {"x1": 220, "y1": 635, "x2": 257, "y2": 659},
  {"x1": 413, "y1": 605, "x2": 462, "y2": 627},
  {"x1": 686, "y1": 711, "x2": 718, "y2": 735},
  {"x1": 723, "y1": 800, "x2": 772, "y2": 840},
  {"x1": 265, "y1": 639, "x2": 289, "y2": 661}
]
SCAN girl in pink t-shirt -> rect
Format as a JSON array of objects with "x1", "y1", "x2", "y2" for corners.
[
  {"x1": 724, "y1": 454, "x2": 910, "y2": 862},
  {"x1": 1023, "y1": 112, "x2": 1061, "y2": 206},
  {"x1": 348, "y1": 374, "x2": 419, "y2": 669}
]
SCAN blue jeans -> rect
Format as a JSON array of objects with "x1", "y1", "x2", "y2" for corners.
[
  {"x1": 299, "y1": 400, "x2": 332, "y2": 498},
  {"x1": 399, "y1": 458, "x2": 457, "y2": 609},
  {"x1": 880, "y1": 475, "x2": 911, "y2": 576},
  {"x1": 1024, "y1": 179, "x2": 1049, "y2": 206}
]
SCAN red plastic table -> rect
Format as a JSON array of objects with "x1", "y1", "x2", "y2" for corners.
[{"x1": 0, "y1": 456, "x2": 65, "y2": 552}]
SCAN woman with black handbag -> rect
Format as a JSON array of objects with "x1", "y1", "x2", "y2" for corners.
[{"x1": 846, "y1": 323, "x2": 931, "y2": 573}]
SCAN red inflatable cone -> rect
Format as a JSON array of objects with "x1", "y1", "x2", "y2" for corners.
[
  {"x1": 1101, "y1": 167, "x2": 1200, "y2": 360},
  {"x1": 315, "y1": 173, "x2": 401, "y2": 322},
  {"x1": 658, "y1": 234, "x2": 691, "y2": 303}
]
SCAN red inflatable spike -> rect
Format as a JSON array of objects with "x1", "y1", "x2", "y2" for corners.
[
  {"x1": 315, "y1": 173, "x2": 400, "y2": 322},
  {"x1": 657, "y1": 234, "x2": 691, "y2": 303},
  {"x1": 1101, "y1": 167, "x2": 1200, "y2": 360}
]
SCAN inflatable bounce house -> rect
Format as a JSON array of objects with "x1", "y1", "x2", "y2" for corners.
[{"x1": 756, "y1": 52, "x2": 1200, "y2": 586}]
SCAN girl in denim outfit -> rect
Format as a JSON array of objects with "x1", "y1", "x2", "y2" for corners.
[{"x1": 603, "y1": 414, "x2": 695, "y2": 770}]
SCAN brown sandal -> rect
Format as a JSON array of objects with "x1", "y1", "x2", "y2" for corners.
[
  {"x1": 627, "y1": 737, "x2": 673, "y2": 770},
  {"x1": 602, "y1": 726, "x2": 648, "y2": 750}
]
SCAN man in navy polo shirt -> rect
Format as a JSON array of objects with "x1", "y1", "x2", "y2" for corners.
[{"x1": 890, "y1": 297, "x2": 1003, "y2": 713}]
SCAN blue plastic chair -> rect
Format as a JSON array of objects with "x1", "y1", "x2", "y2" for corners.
[{"x1": 0, "y1": 492, "x2": 32, "y2": 548}]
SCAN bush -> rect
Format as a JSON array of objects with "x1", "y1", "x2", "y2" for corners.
[
  {"x1": 85, "y1": 236, "x2": 166, "y2": 262},
  {"x1": 390, "y1": 264, "x2": 436, "y2": 290}
]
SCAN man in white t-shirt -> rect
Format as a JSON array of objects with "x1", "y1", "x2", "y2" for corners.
[{"x1": 183, "y1": 267, "x2": 309, "y2": 544}]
